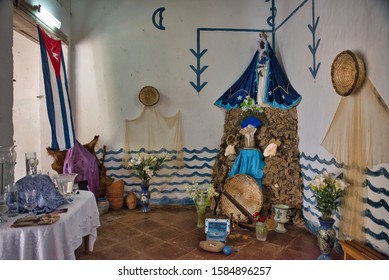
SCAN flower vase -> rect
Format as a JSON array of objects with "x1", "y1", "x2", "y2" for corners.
[
  {"x1": 195, "y1": 192, "x2": 208, "y2": 228},
  {"x1": 317, "y1": 217, "x2": 336, "y2": 260},
  {"x1": 255, "y1": 222, "x2": 267, "y2": 241},
  {"x1": 140, "y1": 182, "x2": 151, "y2": 213},
  {"x1": 195, "y1": 202, "x2": 207, "y2": 228}
]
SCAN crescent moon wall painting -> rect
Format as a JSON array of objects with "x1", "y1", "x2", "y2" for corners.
[{"x1": 152, "y1": 7, "x2": 166, "y2": 30}]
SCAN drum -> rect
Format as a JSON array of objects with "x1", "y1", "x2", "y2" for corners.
[{"x1": 220, "y1": 174, "x2": 263, "y2": 223}]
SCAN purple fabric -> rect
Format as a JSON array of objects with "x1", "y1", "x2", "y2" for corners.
[{"x1": 63, "y1": 141, "x2": 100, "y2": 198}]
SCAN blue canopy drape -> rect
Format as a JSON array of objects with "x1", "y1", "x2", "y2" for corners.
[
  {"x1": 264, "y1": 43, "x2": 302, "y2": 109},
  {"x1": 214, "y1": 51, "x2": 259, "y2": 110},
  {"x1": 214, "y1": 39, "x2": 302, "y2": 111}
]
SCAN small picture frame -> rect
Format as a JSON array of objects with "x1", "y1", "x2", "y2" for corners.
[{"x1": 205, "y1": 218, "x2": 230, "y2": 243}]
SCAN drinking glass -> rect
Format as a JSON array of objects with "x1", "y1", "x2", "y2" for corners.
[
  {"x1": 72, "y1": 183, "x2": 79, "y2": 195},
  {"x1": 25, "y1": 152, "x2": 39, "y2": 176},
  {"x1": 71, "y1": 183, "x2": 79, "y2": 201},
  {"x1": 0, "y1": 191, "x2": 8, "y2": 223},
  {"x1": 24, "y1": 189, "x2": 37, "y2": 216}
]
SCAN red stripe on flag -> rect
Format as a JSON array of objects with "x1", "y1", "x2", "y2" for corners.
[{"x1": 38, "y1": 26, "x2": 62, "y2": 79}]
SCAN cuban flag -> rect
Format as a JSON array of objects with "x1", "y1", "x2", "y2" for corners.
[{"x1": 38, "y1": 26, "x2": 75, "y2": 150}]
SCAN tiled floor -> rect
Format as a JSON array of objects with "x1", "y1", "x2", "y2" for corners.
[{"x1": 75, "y1": 205, "x2": 342, "y2": 260}]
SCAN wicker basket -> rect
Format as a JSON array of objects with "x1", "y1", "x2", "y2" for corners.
[
  {"x1": 331, "y1": 50, "x2": 366, "y2": 96},
  {"x1": 220, "y1": 174, "x2": 263, "y2": 223},
  {"x1": 138, "y1": 86, "x2": 160, "y2": 106}
]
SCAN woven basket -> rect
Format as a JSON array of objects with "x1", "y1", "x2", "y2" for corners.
[
  {"x1": 220, "y1": 174, "x2": 263, "y2": 223},
  {"x1": 138, "y1": 86, "x2": 160, "y2": 106},
  {"x1": 331, "y1": 50, "x2": 366, "y2": 96}
]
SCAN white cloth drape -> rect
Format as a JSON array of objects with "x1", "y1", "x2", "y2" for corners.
[
  {"x1": 124, "y1": 106, "x2": 184, "y2": 168},
  {"x1": 322, "y1": 78, "x2": 389, "y2": 241}
]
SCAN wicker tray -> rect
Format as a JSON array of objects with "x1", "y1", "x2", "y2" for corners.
[
  {"x1": 331, "y1": 50, "x2": 366, "y2": 96},
  {"x1": 220, "y1": 174, "x2": 263, "y2": 223},
  {"x1": 138, "y1": 86, "x2": 160, "y2": 106}
]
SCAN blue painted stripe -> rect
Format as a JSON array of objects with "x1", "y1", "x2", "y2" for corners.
[
  {"x1": 104, "y1": 157, "x2": 124, "y2": 163},
  {"x1": 183, "y1": 147, "x2": 219, "y2": 154},
  {"x1": 365, "y1": 209, "x2": 389, "y2": 230},
  {"x1": 303, "y1": 193, "x2": 316, "y2": 205},
  {"x1": 363, "y1": 228, "x2": 389, "y2": 244},
  {"x1": 97, "y1": 147, "x2": 219, "y2": 157},
  {"x1": 365, "y1": 198, "x2": 389, "y2": 212},
  {"x1": 102, "y1": 154, "x2": 216, "y2": 163},
  {"x1": 96, "y1": 148, "x2": 124, "y2": 155},
  {"x1": 365, "y1": 180, "x2": 389, "y2": 197},
  {"x1": 300, "y1": 163, "x2": 329, "y2": 174},
  {"x1": 121, "y1": 178, "x2": 211, "y2": 187},
  {"x1": 106, "y1": 163, "x2": 214, "y2": 171},
  {"x1": 99, "y1": 147, "x2": 219, "y2": 155},
  {"x1": 130, "y1": 188, "x2": 188, "y2": 195},
  {"x1": 302, "y1": 204, "x2": 319, "y2": 218},
  {"x1": 150, "y1": 197, "x2": 195, "y2": 205},
  {"x1": 300, "y1": 152, "x2": 343, "y2": 168},
  {"x1": 184, "y1": 155, "x2": 216, "y2": 161},
  {"x1": 184, "y1": 163, "x2": 213, "y2": 169},
  {"x1": 366, "y1": 168, "x2": 389, "y2": 179},
  {"x1": 114, "y1": 171, "x2": 212, "y2": 179},
  {"x1": 301, "y1": 172, "x2": 313, "y2": 182},
  {"x1": 275, "y1": 0, "x2": 308, "y2": 31}
]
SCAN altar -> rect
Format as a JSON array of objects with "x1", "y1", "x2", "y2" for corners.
[{"x1": 0, "y1": 190, "x2": 100, "y2": 260}]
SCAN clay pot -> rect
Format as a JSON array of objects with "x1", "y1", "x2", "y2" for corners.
[
  {"x1": 106, "y1": 180, "x2": 124, "y2": 210},
  {"x1": 108, "y1": 197, "x2": 124, "y2": 210},
  {"x1": 125, "y1": 192, "x2": 138, "y2": 210}
]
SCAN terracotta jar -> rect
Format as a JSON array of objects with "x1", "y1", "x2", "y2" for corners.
[
  {"x1": 106, "y1": 180, "x2": 124, "y2": 210},
  {"x1": 125, "y1": 192, "x2": 137, "y2": 210}
]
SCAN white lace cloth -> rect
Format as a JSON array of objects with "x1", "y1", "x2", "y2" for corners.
[{"x1": 0, "y1": 190, "x2": 100, "y2": 260}]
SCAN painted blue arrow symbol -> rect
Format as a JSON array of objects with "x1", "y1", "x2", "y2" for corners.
[
  {"x1": 308, "y1": 0, "x2": 321, "y2": 79},
  {"x1": 189, "y1": 47, "x2": 208, "y2": 92}
]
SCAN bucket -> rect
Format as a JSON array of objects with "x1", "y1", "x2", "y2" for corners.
[{"x1": 97, "y1": 197, "x2": 109, "y2": 215}]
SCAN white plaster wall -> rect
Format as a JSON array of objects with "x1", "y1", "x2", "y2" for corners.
[
  {"x1": 13, "y1": 31, "x2": 41, "y2": 180},
  {"x1": 277, "y1": 0, "x2": 389, "y2": 158},
  {"x1": 70, "y1": 0, "x2": 271, "y2": 149},
  {"x1": 277, "y1": 0, "x2": 389, "y2": 255}
]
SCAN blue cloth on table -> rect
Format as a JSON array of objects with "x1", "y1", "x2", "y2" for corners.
[
  {"x1": 15, "y1": 174, "x2": 65, "y2": 214},
  {"x1": 229, "y1": 149, "x2": 265, "y2": 189}
]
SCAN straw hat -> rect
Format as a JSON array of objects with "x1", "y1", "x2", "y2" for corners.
[
  {"x1": 331, "y1": 50, "x2": 366, "y2": 96},
  {"x1": 138, "y1": 86, "x2": 160, "y2": 106}
]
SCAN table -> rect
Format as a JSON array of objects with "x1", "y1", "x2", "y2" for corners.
[{"x1": 0, "y1": 190, "x2": 100, "y2": 260}]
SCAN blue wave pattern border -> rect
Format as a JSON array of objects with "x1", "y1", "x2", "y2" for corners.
[
  {"x1": 301, "y1": 152, "x2": 389, "y2": 250},
  {"x1": 96, "y1": 147, "x2": 219, "y2": 205}
]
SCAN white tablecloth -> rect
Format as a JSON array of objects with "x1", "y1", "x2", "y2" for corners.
[{"x1": 0, "y1": 190, "x2": 100, "y2": 260}]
